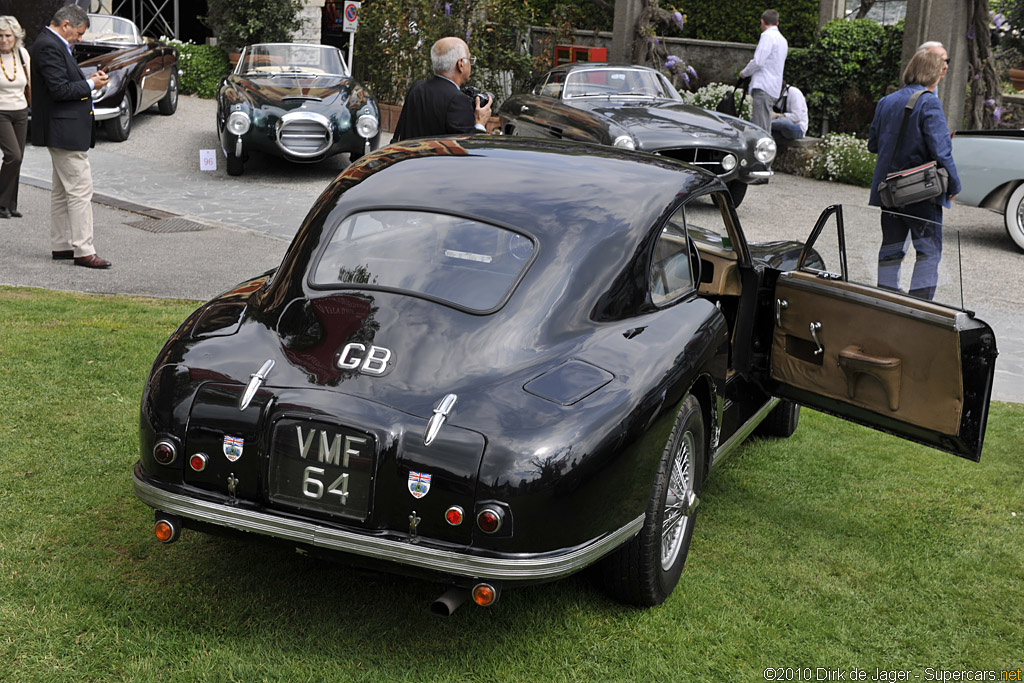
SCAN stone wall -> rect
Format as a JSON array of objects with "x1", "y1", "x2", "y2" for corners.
[
  {"x1": 529, "y1": 27, "x2": 755, "y2": 87},
  {"x1": 293, "y1": 0, "x2": 326, "y2": 44}
]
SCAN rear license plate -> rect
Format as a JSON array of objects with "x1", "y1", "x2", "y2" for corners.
[{"x1": 268, "y1": 418, "x2": 375, "y2": 520}]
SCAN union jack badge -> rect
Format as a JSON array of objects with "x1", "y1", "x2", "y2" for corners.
[
  {"x1": 408, "y1": 471, "x2": 432, "y2": 499},
  {"x1": 223, "y1": 436, "x2": 244, "y2": 462}
]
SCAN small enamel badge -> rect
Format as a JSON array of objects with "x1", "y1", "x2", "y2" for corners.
[
  {"x1": 408, "y1": 471, "x2": 432, "y2": 499},
  {"x1": 223, "y1": 436, "x2": 244, "y2": 462}
]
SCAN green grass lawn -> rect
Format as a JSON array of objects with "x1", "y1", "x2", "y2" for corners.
[{"x1": 1, "y1": 286, "x2": 1021, "y2": 682}]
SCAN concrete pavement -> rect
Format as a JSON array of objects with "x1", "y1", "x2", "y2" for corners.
[{"x1": 1, "y1": 95, "x2": 1020, "y2": 402}]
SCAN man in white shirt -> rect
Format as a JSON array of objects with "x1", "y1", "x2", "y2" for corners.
[
  {"x1": 740, "y1": 9, "x2": 788, "y2": 133},
  {"x1": 771, "y1": 84, "x2": 808, "y2": 140}
]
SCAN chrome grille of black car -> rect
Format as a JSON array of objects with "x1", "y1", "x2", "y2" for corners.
[
  {"x1": 278, "y1": 119, "x2": 331, "y2": 156},
  {"x1": 656, "y1": 148, "x2": 729, "y2": 175}
]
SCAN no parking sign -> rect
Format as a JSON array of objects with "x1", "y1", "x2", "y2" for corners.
[{"x1": 343, "y1": 1, "x2": 360, "y2": 33}]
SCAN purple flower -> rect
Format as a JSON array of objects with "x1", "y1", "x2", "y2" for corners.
[
  {"x1": 445, "y1": 2, "x2": 451, "y2": 16},
  {"x1": 992, "y1": 12, "x2": 1006, "y2": 29},
  {"x1": 686, "y1": 65, "x2": 697, "y2": 79},
  {"x1": 993, "y1": 106, "x2": 1003, "y2": 124},
  {"x1": 985, "y1": 98, "x2": 995, "y2": 107},
  {"x1": 967, "y1": 26, "x2": 975, "y2": 40},
  {"x1": 664, "y1": 55, "x2": 681, "y2": 72},
  {"x1": 672, "y1": 11, "x2": 685, "y2": 30},
  {"x1": 681, "y1": 71, "x2": 690, "y2": 87}
]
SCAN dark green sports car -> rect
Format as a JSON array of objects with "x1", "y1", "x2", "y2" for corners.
[{"x1": 216, "y1": 43, "x2": 381, "y2": 176}]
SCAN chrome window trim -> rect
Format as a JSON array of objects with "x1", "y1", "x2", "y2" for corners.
[{"x1": 133, "y1": 467, "x2": 643, "y2": 581}]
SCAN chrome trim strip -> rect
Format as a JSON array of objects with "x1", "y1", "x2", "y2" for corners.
[
  {"x1": 747, "y1": 170, "x2": 773, "y2": 178},
  {"x1": 708, "y1": 397, "x2": 779, "y2": 475},
  {"x1": 132, "y1": 469, "x2": 644, "y2": 581},
  {"x1": 777, "y1": 273, "x2": 959, "y2": 327}
]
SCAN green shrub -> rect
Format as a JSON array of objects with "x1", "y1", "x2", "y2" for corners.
[
  {"x1": 807, "y1": 133, "x2": 876, "y2": 187},
  {"x1": 202, "y1": 0, "x2": 303, "y2": 52},
  {"x1": 683, "y1": 0, "x2": 819, "y2": 48},
  {"x1": 786, "y1": 19, "x2": 904, "y2": 137},
  {"x1": 681, "y1": 82, "x2": 751, "y2": 119},
  {"x1": 171, "y1": 41, "x2": 232, "y2": 99}
]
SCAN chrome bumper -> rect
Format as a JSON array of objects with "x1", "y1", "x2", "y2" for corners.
[
  {"x1": 132, "y1": 465, "x2": 643, "y2": 582},
  {"x1": 93, "y1": 106, "x2": 120, "y2": 121}
]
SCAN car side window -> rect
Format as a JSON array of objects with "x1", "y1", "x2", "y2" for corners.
[
  {"x1": 684, "y1": 193, "x2": 736, "y2": 256},
  {"x1": 650, "y1": 206, "x2": 696, "y2": 306},
  {"x1": 536, "y1": 72, "x2": 566, "y2": 99}
]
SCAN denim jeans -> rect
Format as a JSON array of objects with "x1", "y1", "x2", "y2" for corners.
[
  {"x1": 877, "y1": 202, "x2": 943, "y2": 300},
  {"x1": 771, "y1": 117, "x2": 803, "y2": 140}
]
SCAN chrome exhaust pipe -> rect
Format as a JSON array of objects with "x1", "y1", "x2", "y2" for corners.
[{"x1": 430, "y1": 586, "x2": 470, "y2": 617}]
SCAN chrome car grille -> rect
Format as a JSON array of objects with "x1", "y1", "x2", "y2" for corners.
[
  {"x1": 656, "y1": 148, "x2": 731, "y2": 175},
  {"x1": 277, "y1": 113, "x2": 332, "y2": 158}
]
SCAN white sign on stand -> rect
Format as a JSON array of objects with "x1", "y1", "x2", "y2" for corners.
[
  {"x1": 343, "y1": 1, "x2": 360, "y2": 73},
  {"x1": 200, "y1": 149, "x2": 217, "y2": 171}
]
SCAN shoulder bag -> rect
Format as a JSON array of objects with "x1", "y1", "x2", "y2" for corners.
[{"x1": 876, "y1": 89, "x2": 948, "y2": 208}]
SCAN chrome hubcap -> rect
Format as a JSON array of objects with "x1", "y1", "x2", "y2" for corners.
[
  {"x1": 118, "y1": 98, "x2": 130, "y2": 130},
  {"x1": 660, "y1": 430, "x2": 696, "y2": 570}
]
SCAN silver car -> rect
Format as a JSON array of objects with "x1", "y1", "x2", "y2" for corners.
[{"x1": 952, "y1": 129, "x2": 1024, "y2": 252}]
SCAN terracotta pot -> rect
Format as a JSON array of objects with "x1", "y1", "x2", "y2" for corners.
[{"x1": 1010, "y1": 68, "x2": 1024, "y2": 91}]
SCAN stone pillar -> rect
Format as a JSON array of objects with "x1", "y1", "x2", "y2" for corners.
[
  {"x1": 611, "y1": 0, "x2": 642, "y2": 63},
  {"x1": 818, "y1": 0, "x2": 844, "y2": 28},
  {"x1": 294, "y1": 0, "x2": 327, "y2": 44},
  {"x1": 901, "y1": 0, "x2": 969, "y2": 130}
]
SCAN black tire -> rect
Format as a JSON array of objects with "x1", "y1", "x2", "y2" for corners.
[
  {"x1": 727, "y1": 180, "x2": 748, "y2": 207},
  {"x1": 754, "y1": 399, "x2": 800, "y2": 438},
  {"x1": 104, "y1": 93, "x2": 133, "y2": 142},
  {"x1": 226, "y1": 150, "x2": 244, "y2": 176},
  {"x1": 158, "y1": 70, "x2": 178, "y2": 115},
  {"x1": 601, "y1": 394, "x2": 705, "y2": 606}
]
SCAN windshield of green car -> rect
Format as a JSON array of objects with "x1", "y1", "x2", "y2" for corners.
[
  {"x1": 239, "y1": 44, "x2": 348, "y2": 77},
  {"x1": 563, "y1": 68, "x2": 682, "y2": 100}
]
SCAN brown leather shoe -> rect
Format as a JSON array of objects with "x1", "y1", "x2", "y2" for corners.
[
  {"x1": 52, "y1": 250, "x2": 74, "y2": 260},
  {"x1": 74, "y1": 254, "x2": 112, "y2": 269}
]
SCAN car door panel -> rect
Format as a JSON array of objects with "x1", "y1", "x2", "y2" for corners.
[{"x1": 768, "y1": 260, "x2": 996, "y2": 461}]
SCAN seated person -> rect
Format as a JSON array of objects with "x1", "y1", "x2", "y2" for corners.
[{"x1": 770, "y1": 83, "x2": 808, "y2": 141}]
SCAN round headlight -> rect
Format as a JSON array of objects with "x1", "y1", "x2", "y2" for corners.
[
  {"x1": 755, "y1": 137, "x2": 777, "y2": 164},
  {"x1": 355, "y1": 114, "x2": 379, "y2": 139},
  {"x1": 612, "y1": 135, "x2": 636, "y2": 150},
  {"x1": 720, "y1": 153, "x2": 737, "y2": 172},
  {"x1": 226, "y1": 111, "x2": 251, "y2": 136}
]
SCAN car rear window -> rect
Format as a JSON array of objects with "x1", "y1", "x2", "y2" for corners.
[{"x1": 311, "y1": 210, "x2": 535, "y2": 312}]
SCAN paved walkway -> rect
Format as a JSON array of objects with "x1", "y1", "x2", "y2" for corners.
[{"x1": 2, "y1": 96, "x2": 1021, "y2": 402}]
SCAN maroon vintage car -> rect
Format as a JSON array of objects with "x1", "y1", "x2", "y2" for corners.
[{"x1": 74, "y1": 14, "x2": 179, "y2": 141}]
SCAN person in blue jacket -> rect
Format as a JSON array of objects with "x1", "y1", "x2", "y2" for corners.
[{"x1": 868, "y1": 48, "x2": 960, "y2": 301}]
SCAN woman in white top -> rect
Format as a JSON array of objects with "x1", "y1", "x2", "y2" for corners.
[{"x1": 0, "y1": 15, "x2": 29, "y2": 218}]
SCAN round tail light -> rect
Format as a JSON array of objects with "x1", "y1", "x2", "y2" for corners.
[
  {"x1": 153, "y1": 440, "x2": 177, "y2": 465},
  {"x1": 445, "y1": 506, "x2": 464, "y2": 526},
  {"x1": 476, "y1": 507, "x2": 503, "y2": 534},
  {"x1": 189, "y1": 452, "x2": 208, "y2": 472},
  {"x1": 472, "y1": 583, "x2": 498, "y2": 607}
]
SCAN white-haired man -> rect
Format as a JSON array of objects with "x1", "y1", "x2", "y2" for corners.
[
  {"x1": 917, "y1": 41, "x2": 949, "y2": 81},
  {"x1": 392, "y1": 37, "x2": 492, "y2": 141}
]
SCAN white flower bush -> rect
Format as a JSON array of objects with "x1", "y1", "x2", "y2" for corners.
[
  {"x1": 812, "y1": 133, "x2": 876, "y2": 187},
  {"x1": 681, "y1": 82, "x2": 751, "y2": 120}
]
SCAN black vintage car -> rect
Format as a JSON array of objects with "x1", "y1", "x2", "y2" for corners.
[
  {"x1": 133, "y1": 137, "x2": 996, "y2": 615},
  {"x1": 498, "y1": 63, "x2": 776, "y2": 206},
  {"x1": 75, "y1": 14, "x2": 179, "y2": 141},
  {"x1": 216, "y1": 43, "x2": 380, "y2": 176}
]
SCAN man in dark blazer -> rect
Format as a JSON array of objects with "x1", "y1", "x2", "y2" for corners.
[
  {"x1": 392, "y1": 37, "x2": 491, "y2": 142},
  {"x1": 31, "y1": 4, "x2": 111, "y2": 269}
]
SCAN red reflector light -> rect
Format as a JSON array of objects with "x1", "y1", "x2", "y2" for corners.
[
  {"x1": 154, "y1": 520, "x2": 175, "y2": 542},
  {"x1": 189, "y1": 453, "x2": 208, "y2": 472},
  {"x1": 153, "y1": 440, "x2": 177, "y2": 465},
  {"x1": 445, "y1": 506, "x2": 464, "y2": 526},
  {"x1": 472, "y1": 583, "x2": 497, "y2": 607},
  {"x1": 476, "y1": 508, "x2": 502, "y2": 534}
]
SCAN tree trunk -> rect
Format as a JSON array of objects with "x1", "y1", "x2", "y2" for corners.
[{"x1": 965, "y1": 0, "x2": 1001, "y2": 129}]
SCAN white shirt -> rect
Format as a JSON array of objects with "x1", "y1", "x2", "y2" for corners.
[
  {"x1": 777, "y1": 84, "x2": 808, "y2": 136},
  {"x1": 741, "y1": 25, "x2": 787, "y2": 98}
]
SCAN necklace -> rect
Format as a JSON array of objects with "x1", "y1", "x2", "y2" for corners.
[{"x1": 0, "y1": 52, "x2": 15, "y2": 82}]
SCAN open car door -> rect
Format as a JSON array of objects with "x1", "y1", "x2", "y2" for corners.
[{"x1": 763, "y1": 205, "x2": 997, "y2": 461}]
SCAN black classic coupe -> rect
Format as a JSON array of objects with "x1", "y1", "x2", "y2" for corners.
[
  {"x1": 498, "y1": 63, "x2": 776, "y2": 206},
  {"x1": 216, "y1": 43, "x2": 380, "y2": 176},
  {"x1": 133, "y1": 137, "x2": 996, "y2": 615},
  {"x1": 74, "y1": 14, "x2": 179, "y2": 142}
]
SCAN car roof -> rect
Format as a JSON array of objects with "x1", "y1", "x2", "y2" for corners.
[{"x1": 314, "y1": 136, "x2": 718, "y2": 247}]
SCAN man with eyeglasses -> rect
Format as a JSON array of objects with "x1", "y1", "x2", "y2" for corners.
[
  {"x1": 392, "y1": 37, "x2": 492, "y2": 141},
  {"x1": 917, "y1": 41, "x2": 950, "y2": 81}
]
